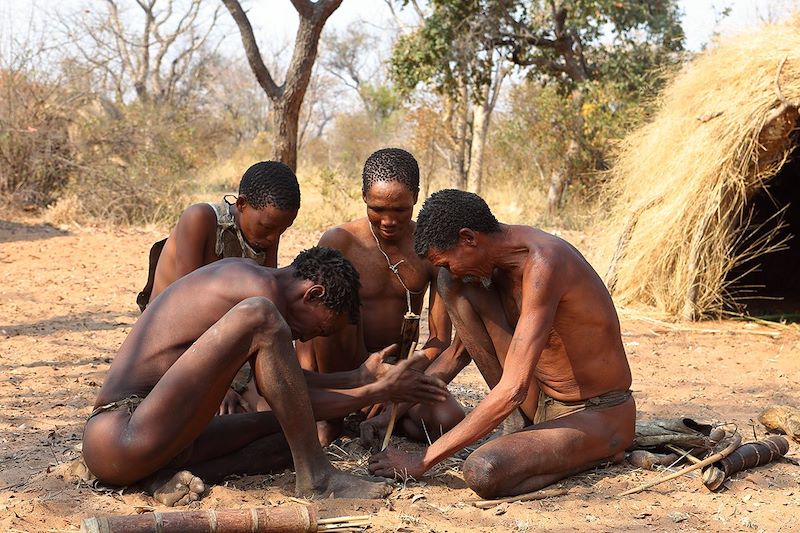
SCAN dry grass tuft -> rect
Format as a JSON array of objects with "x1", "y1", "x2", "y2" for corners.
[{"x1": 600, "y1": 17, "x2": 800, "y2": 319}]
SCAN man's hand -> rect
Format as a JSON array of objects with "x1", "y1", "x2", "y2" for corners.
[
  {"x1": 368, "y1": 447, "x2": 426, "y2": 480},
  {"x1": 358, "y1": 344, "x2": 398, "y2": 384},
  {"x1": 359, "y1": 408, "x2": 390, "y2": 451},
  {"x1": 217, "y1": 388, "x2": 251, "y2": 415},
  {"x1": 377, "y1": 354, "x2": 448, "y2": 404}
]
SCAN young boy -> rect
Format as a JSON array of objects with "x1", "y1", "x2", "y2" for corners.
[{"x1": 137, "y1": 160, "x2": 300, "y2": 310}]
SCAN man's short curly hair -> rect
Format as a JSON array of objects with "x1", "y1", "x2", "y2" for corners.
[
  {"x1": 414, "y1": 189, "x2": 500, "y2": 257},
  {"x1": 239, "y1": 161, "x2": 301, "y2": 211},
  {"x1": 362, "y1": 148, "x2": 420, "y2": 196},
  {"x1": 291, "y1": 247, "x2": 361, "y2": 323}
]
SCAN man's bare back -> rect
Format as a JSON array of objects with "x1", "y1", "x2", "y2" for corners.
[{"x1": 84, "y1": 250, "x2": 392, "y2": 502}]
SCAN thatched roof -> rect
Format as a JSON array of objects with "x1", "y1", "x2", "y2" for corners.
[{"x1": 602, "y1": 18, "x2": 800, "y2": 320}]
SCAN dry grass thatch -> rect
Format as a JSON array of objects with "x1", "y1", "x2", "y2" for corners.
[{"x1": 601, "y1": 17, "x2": 800, "y2": 319}]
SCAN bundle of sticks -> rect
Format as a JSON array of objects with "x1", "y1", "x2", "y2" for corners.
[
  {"x1": 80, "y1": 504, "x2": 369, "y2": 533},
  {"x1": 621, "y1": 430, "x2": 790, "y2": 496}
]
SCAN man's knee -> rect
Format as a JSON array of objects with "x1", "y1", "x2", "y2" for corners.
[
  {"x1": 462, "y1": 449, "x2": 505, "y2": 499},
  {"x1": 429, "y1": 398, "x2": 465, "y2": 434}
]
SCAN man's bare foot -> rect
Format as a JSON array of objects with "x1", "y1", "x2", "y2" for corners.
[
  {"x1": 142, "y1": 470, "x2": 205, "y2": 506},
  {"x1": 299, "y1": 469, "x2": 392, "y2": 499}
]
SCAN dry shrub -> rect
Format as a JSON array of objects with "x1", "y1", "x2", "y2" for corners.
[
  {"x1": 56, "y1": 102, "x2": 227, "y2": 226},
  {"x1": 600, "y1": 17, "x2": 800, "y2": 319},
  {"x1": 193, "y1": 132, "x2": 274, "y2": 200},
  {"x1": 0, "y1": 70, "x2": 72, "y2": 206},
  {"x1": 294, "y1": 165, "x2": 362, "y2": 231}
]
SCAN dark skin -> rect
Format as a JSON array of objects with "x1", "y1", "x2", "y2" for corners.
[
  {"x1": 295, "y1": 181, "x2": 465, "y2": 446},
  {"x1": 83, "y1": 259, "x2": 449, "y2": 504},
  {"x1": 150, "y1": 196, "x2": 297, "y2": 302},
  {"x1": 149, "y1": 196, "x2": 297, "y2": 414},
  {"x1": 368, "y1": 224, "x2": 635, "y2": 499}
]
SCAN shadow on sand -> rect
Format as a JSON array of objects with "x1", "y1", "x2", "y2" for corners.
[{"x1": 0, "y1": 219, "x2": 70, "y2": 244}]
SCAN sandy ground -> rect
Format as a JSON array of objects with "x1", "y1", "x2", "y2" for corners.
[{"x1": 1, "y1": 216, "x2": 798, "y2": 533}]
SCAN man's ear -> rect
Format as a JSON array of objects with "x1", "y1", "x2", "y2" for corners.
[
  {"x1": 236, "y1": 195, "x2": 248, "y2": 211},
  {"x1": 458, "y1": 228, "x2": 477, "y2": 247},
  {"x1": 304, "y1": 284, "x2": 326, "y2": 304}
]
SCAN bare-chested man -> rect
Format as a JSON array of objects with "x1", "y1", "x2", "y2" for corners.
[
  {"x1": 83, "y1": 247, "x2": 448, "y2": 505},
  {"x1": 138, "y1": 160, "x2": 299, "y2": 310},
  {"x1": 137, "y1": 160, "x2": 299, "y2": 414},
  {"x1": 368, "y1": 190, "x2": 635, "y2": 498},
  {"x1": 296, "y1": 149, "x2": 465, "y2": 446}
]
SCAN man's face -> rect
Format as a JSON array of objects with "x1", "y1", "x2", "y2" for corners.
[
  {"x1": 292, "y1": 294, "x2": 350, "y2": 342},
  {"x1": 363, "y1": 181, "x2": 417, "y2": 242},
  {"x1": 238, "y1": 202, "x2": 298, "y2": 252},
  {"x1": 427, "y1": 241, "x2": 492, "y2": 286}
]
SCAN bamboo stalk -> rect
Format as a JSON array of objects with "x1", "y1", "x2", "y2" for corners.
[
  {"x1": 619, "y1": 432, "x2": 741, "y2": 496},
  {"x1": 472, "y1": 487, "x2": 569, "y2": 509}
]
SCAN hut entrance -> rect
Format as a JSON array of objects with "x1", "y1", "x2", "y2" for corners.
[{"x1": 725, "y1": 141, "x2": 800, "y2": 319}]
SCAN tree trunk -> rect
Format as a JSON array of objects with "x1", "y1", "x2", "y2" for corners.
[
  {"x1": 466, "y1": 99, "x2": 490, "y2": 194},
  {"x1": 547, "y1": 88, "x2": 585, "y2": 214},
  {"x1": 272, "y1": 100, "x2": 300, "y2": 171},
  {"x1": 449, "y1": 87, "x2": 469, "y2": 190},
  {"x1": 223, "y1": 0, "x2": 342, "y2": 171}
]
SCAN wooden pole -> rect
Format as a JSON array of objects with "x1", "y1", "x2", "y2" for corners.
[{"x1": 80, "y1": 504, "x2": 317, "y2": 533}]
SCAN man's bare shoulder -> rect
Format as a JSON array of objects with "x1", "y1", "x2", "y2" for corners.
[
  {"x1": 318, "y1": 218, "x2": 370, "y2": 252},
  {"x1": 175, "y1": 203, "x2": 218, "y2": 235},
  {"x1": 198, "y1": 258, "x2": 281, "y2": 298}
]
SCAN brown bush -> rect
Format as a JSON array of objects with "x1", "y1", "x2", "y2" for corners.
[{"x1": 0, "y1": 70, "x2": 72, "y2": 206}]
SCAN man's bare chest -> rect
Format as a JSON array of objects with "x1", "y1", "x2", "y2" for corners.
[{"x1": 353, "y1": 249, "x2": 430, "y2": 300}]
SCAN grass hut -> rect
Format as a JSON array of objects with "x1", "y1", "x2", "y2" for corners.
[{"x1": 602, "y1": 18, "x2": 800, "y2": 320}]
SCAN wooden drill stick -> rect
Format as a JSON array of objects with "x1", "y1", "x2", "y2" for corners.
[{"x1": 381, "y1": 312, "x2": 420, "y2": 451}]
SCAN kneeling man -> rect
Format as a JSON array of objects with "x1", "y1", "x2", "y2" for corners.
[
  {"x1": 369, "y1": 190, "x2": 635, "y2": 499},
  {"x1": 83, "y1": 248, "x2": 405, "y2": 504}
]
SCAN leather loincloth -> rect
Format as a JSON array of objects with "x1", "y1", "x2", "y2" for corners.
[
  {"x1": 87, "y1": 395, "x2": 144, "y2": 422},
  {"x1": 533, "y1": 389, "x2": 632, "y2": 425}
]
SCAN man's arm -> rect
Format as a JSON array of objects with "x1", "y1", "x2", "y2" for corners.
[
  {"x1": 173, "y1": 204, "x2": 217, "y2": 279},
  {"x1": 418, "y1": 268, "x2": 453, "y2": 366},
  {"x1": 305, "y1": 354, "x2": 448, "y2": 420},
  {"x1": 370, "y1": 254, "x2": 564, "y2": 477}
]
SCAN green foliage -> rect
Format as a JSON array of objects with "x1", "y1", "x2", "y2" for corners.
[
  {"x1": 509, "y1": 0, "x2": 685, "y2": 92},
  {"x1": 360, "y1": 83, "x2": 403, "y2": 122},
  {"x1": 390, "y1": 0, "x2": 503, "y2": 99}
]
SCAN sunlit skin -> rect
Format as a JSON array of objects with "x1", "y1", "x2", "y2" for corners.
[
  {"x1": 149, "y1": 196, "x2": 298, "y2": 303},
  {"x1": 295, "y1": 180, "x2": 466, "y2": 446},
  {"x1": 82, "y1": 258, "x2": 400, "y2": 500},
  {"x1": 368, "y1": 224, "x2": 635, "y2": 499}
]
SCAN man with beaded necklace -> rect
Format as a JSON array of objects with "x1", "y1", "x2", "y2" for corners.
[{"x1": 295, "y1": 148, "x2": 468, "y2": 446}]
